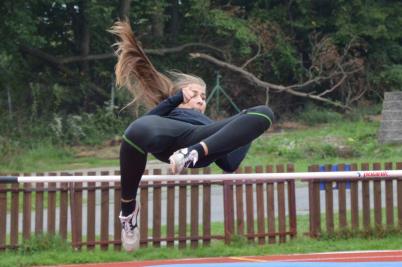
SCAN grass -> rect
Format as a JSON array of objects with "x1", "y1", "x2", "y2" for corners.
[
  {"x1": 0, "y1": 142, "x2": 118, "y2": 174},
  {"x1": 240, "y1": 120, "x2": 402, "y2": 172}
]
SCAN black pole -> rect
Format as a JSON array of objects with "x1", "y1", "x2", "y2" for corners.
[{"x1": 0, "y1": 176, "x2": 18, "y2": 183}]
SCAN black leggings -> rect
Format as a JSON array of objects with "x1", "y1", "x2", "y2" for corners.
[{"x1": 120, "y1": 105, "x2": 274, "y2": 201}]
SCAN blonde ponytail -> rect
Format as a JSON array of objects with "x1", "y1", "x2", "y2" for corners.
[
  {"x1": 109, "y1": 20, "x2": 207, "y2": 109},
  {"x1": 109, "y1": 20, "x2": 174, "y2": 108}
]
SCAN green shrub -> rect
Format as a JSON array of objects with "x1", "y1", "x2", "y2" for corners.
[
  {"x1": 345, "y1": 102, "x2": 383, "y2": 121},
  {"x1": 47, "y1": 108, "x2": 133, "y2": 145},
  {"x1": 378, "y1": 64, "x2": 402, "y2": 91},
  {"x1": 304, "y1": 143, "x2": 338, "y2": 159}
]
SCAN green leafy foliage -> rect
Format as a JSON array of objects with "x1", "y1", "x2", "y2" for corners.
[
  {"x1": 377, "y1": 65, "x2": 402, "y2": 91},
  {"x1": 1, "y1": 0, "x2": 401, "y2": 114},
  {"x1": 204, "y1": 9, "x2": 257, "y2": 54}
]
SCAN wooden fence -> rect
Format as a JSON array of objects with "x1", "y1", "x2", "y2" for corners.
[
  {"x1": 0, "y1": 164, "x2": 296, "y2": 251},
  {"x1": 222, "y1": 165, "x2": 297, "y2": 244},
  {"x1": 306, "y1": 162, "x2": 402, "y2": 237},
  {"x1": 0, "y1": 162, "x2": 401, "y2": 251}
]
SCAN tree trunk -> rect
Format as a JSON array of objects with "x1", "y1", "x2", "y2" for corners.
[
  {"x1": 68, "y1": 1, "x2": 90, "y2": 74},
  {"x1": 168, "y1": 0, "x2": 179, "y2": 41},
  {"x1": 152, "y1": 3, "x2": 165, "y2": 38},
  {"x1": 7, "y1": 86, "x2": 12, "y2": 119},
  {"x1": 119, "y1": 0, "x2": 131, "y2": 20},
  {"x1": 78, "y1": 0, "x2": 90, "y2": 73}
]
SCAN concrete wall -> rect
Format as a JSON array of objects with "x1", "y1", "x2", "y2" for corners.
[{"x1": 378, "y1": 91, "x2": 402, "y2": 144}]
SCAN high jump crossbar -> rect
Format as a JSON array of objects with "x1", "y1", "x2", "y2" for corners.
[{"x1": 0, "y1": 170, "x2": 401, "y2": 183}]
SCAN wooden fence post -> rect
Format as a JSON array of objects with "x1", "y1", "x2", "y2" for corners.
[
  {"x1": 23, "y1": 174, "x2": 32, "y2": 241},
  {"x1": 71, "y1": 173, "x2": 83, "y2": 250},
  {"x1": 113, "y1": 170, "x2": 121, "y2": 251},
  {"x1": 223, "y1": 178, "x2": 234, "y2": 244},
  {"x1": 140, "y1": 170, "x2": 149, "y2": 248},
  {"x1": 325, "y1": 174, "x2": 334, "y2": 235},
  {"x1": 47, "y1": 184, "x2": 57, "y2": 235},
  {"x1": 244, "y1": 166, "x2": 254, "y2": 243},
  {"x1": 397, "y1": 162, "x2": 402, "y2": 229},
  {"x1": 276, "y1": 165, "x2": 286, "y2": 243},
  {"x1": 10, "y1": 177, "x2": 19, "y2": 249},
  {"x1": 0, "y1": 182, "x2": 7, "y2": 251},
  {"x1": 166, "y1": 178, "x2": 175, "y2": 248},
  {"x1": 338, "y1": 164, "x2": 347, "y2": 230},
  {"x1": 308, "y1": 165, "x2": 320, "y2": 237},
  {"x1": 266, "y1": 165, "x2": 276, "y2": 244},
  {"x1": 384, "y1": 162, "x2": 394, "y2": 230},
  {"x1": 361, "y1": 163, "x2": 371, "y2": 231},
  {"x1": 59, "y1": 173, "x2": 69, "y2": 240},
  {"x1": 152, "y1": 169, "x2": 162, "y2": 248},
  {"x1": 87, "y1": 172, "x2": 96, "y2": 250},
  {"x1": 255, "y1": 165, "x2": 265, "y2": 245},
  {"x1": 202, "y1": 167, "x2": 211, "y2": 246},
  {"x1": 235, "y1": 167, "x2": 244, "y2": 237},
  {"x1": 48, "y1": 172, "x2": 57, "y2": 235},
  {"x1": 373, "y1": 163, "x2": 382, "y2": 230},
  {"x1": 287, "y1": 164, "x2": 297, "y2": 239},
  {"x1": 100, "y1": 171, "x2": 110, "y2": 251},
  {"x1": 350, "y1": 164, "x2": 359, "y2": 230},
  {"x1": 178, "y1": 170, "x2": 187, "y2": 248},
  {"x1": 35, "y1": 173, "x2": 44, "y2": 235},
  {"x1": 190, "y1": 169, "x2": 199, "y2": 248}
]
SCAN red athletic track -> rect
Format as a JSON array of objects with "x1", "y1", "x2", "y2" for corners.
[{"x1": 41, "y1": 250, "x2": 402, "y2": 267}]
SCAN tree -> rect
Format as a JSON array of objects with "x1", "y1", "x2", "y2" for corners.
[{"x1": 1, "y1": 0, "x2": 401, "y2": 120}]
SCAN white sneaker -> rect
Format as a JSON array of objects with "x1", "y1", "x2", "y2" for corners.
[
  {"x1": 119, "y1": 203, "x2": 140, "y2": 252},
  {"x1": 169, "y1": 148, "x2": 199, "y2": 174}
]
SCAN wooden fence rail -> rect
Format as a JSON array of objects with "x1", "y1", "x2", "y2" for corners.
[{"x1": 0, "y1": 164, "x2": 296, "y2": 251}]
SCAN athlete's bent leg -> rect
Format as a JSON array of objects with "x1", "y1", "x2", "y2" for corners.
[{"x1": 169, "y1": 105, "x2": 274, "y2": 174}]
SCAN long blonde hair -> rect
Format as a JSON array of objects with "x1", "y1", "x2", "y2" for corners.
[{"x1": 109, "y1": 20, "x2": 206, "y2": 108}]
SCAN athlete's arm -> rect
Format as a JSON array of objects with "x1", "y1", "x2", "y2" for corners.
[{"x1": 146, "y1": 90, "x2": 184, "y2": 116}]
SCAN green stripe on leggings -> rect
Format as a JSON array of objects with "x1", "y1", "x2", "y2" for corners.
[
  {"x1": 122, "y1": 135, "x2": 145, "y2": 154},
  {"x1": 246, "y1": 112, "x2": 272, "y2": 125}
]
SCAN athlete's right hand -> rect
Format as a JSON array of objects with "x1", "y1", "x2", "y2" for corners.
[{"x1": 182, "y1": 86, "x2": 195, "y2": 103}]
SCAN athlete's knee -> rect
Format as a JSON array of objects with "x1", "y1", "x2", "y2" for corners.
[
  {"x1": 221, "y1": 163, "x2": 239, "y2": 173},
  {"x1": 247, "y1": 105, "x2": 274, "y2": 127}
]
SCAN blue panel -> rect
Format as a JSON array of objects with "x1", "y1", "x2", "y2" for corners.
[{"x1": 319, "y1": 165, "x2": 326, "y2": 190}]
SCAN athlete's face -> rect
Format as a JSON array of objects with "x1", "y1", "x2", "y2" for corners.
[{"x1": 179, "y1": 83, "x2": 207, "y2": 113}]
